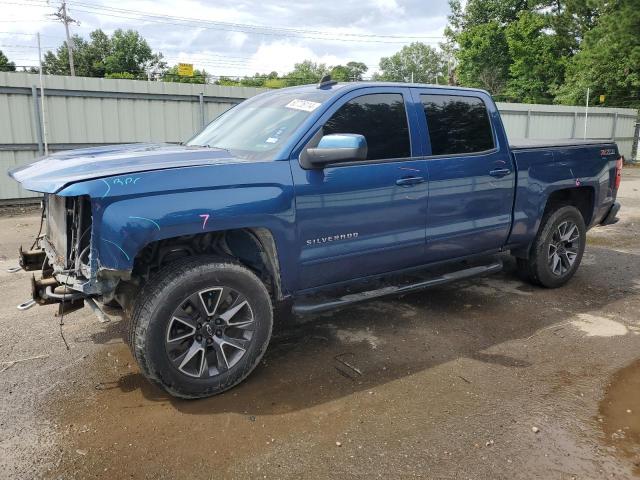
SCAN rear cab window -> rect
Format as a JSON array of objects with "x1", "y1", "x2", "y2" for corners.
[
  {"x1": 420, "y1": 94, "x2": 494, "y2": 156},
  {"x1": 322, "y1": 93, "x2": 411, "y2": 161}
]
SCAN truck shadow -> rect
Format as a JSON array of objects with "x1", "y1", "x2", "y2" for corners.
[{"x1": 90, "y1": 244, "x2": 638, "y2": 415}]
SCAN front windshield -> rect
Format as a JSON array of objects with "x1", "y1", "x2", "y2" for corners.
[{"x1": 187, "y1": 90, "x2": 329, "y2": 160}]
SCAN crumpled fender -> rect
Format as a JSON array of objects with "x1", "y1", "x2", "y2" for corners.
[{"x1": 58, "y1": 161, "x2": 297, "y2": 291}]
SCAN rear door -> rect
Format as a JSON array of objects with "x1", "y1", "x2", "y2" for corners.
[
  {"x1": 411, "y1": 89, "x2": 515, "y2": 262},
  {"x1": 290, "y1": 87, "x2": 428, "y2": 290}
]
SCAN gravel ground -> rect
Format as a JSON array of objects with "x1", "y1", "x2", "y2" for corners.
[{"x1": 1, "y1": 169, "x2": 639, "y2": 479}]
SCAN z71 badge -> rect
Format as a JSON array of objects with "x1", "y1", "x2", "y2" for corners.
[{"x1": 600, "y1": 148, "x2": 616, "y2": 156}]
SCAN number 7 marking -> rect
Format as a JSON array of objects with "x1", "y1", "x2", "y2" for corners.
[{"x1": 199, "y1": 214, "x2": 210, "y2": 230}]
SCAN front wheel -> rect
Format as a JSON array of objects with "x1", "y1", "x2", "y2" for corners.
[
  {"x1": 516, "y1": 205, "x2": 586, "y2": 288},
  {"x1": 130, "y1": 256, "x2": 273, "y2": 399}
]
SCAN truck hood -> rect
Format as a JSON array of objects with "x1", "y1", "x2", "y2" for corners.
[{"x1": 8, "y1": 143, "x2": 240, "y2": 193}]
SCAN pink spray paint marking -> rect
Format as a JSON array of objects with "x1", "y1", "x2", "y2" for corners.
[{"x1": 199, "y1": 214, "x2": 210, "y2": 230}]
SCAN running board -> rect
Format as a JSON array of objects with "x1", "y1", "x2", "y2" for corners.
[{"x1": 292, "y1": 260, "x2": 503, "y2": 315}]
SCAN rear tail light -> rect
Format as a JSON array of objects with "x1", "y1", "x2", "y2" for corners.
[{"x1": 615, "y1": 156, "x2": 623, "y2": 190}]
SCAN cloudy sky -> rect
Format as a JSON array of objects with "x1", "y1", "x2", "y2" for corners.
[{"x1": 0, "y1": 0, "x2": 450, "y2": 77}]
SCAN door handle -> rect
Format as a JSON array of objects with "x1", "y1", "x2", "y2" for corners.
[
  {"x1": 489, "y1": 168, "x2": 511, "y2": 178},
  {"x1": 396, "y1": 176, "x2": 425, "y2": 186}
]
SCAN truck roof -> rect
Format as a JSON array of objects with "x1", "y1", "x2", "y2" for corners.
[{"x1": 276, "y1": 81, "x2": 491, "y2": 98}]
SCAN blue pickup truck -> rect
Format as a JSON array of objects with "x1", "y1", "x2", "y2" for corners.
[{"x1": 9, "y1": 79, "x2": 622, "y2": 398}]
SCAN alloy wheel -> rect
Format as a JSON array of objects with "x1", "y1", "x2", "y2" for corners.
[
  {"x1": 165, "y1": 287, "x2": 255, "y2": 378},
  {"x1": 547, "y1": 220, "x2": 580, "y2": 276}
]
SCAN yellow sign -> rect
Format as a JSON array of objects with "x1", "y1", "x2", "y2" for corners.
[
  {"x1": 599, "y1": 94, "x2": 606, "y2": 103},
  {"x1": 178, "y1": 63, "x2": 194, "y2": 77}
]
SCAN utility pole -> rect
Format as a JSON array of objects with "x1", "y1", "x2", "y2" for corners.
[
  {"x1": 584, "y1": 87, "x2": 590, "y2": 140},
  {"x1": 52, "y1": 1, "x2": 79, "y2": 76},
  {"x1": 37, "y1": 33, "x2": 48, "y2": 155}
]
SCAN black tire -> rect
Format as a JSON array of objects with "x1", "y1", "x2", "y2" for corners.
[
  {"x1": 130, "y1": 256, "x2": 272, "y2": 399},
  {"x1": 516, "y1": 205, "x2": 586, "y2": 288}
]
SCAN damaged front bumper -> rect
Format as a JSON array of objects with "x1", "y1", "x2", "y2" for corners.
[
  {"x1": 19, "y1": 244, "x2": 87, "y2": 315},
  {"x1": 19, "y1": 242, "x2": 120, "y2": 319},
  {"x1": 19, "y1": 247, "x2": 117, "y2": 321}
]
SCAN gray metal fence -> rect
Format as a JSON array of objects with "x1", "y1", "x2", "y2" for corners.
[
  {"x1": 496, "y1": 102, "x2": 638, "y2": 163},
  {"x1": 0, "y1": 72, "x2": 266, "y2": 200},
  {"x1": 1, "y1": 72, "x2": 638, "y2": 202}
]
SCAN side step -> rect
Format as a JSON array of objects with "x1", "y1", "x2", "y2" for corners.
[{"x1": 292, "y1": 260, "x2": 503, "y2": 315}]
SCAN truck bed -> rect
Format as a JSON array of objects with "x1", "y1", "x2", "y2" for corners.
[{"x1": 509, "y1": 138, "x2": 615, "y2": 150}]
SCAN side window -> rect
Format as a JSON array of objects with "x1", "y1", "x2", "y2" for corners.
[
  {"x1": 323, "y1": 93, "x2": 411, "y2": 160},
  {"x1": 421, "y1": 94, "x2": 494, "y2": 156}
]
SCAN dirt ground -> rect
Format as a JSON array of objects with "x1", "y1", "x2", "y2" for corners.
[{"x1": 1, "y1": 170, "x2": 640, "y2": 480}]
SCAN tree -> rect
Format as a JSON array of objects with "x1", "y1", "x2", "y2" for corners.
[
  {"x1": 331, "y1": 61, "x2": 368, "y2": 81},
  {"x1": 42, "y1": 35, "x2": 87, "y2": 76},
  {"x1": 263, "y1": 77, "x2": 286, "y2": 88},
  {"x1": 285, "y1": 60, "x2": 327, "y2": 86},
  {"x1": 445, "y1": 0, "x2": 607, "y2": 101},
  {"x1": 162, "y1": 65, "x2": 209, "y2": 84},
  {"x1": 504, "y1": 11, "x2": 566, "y2": 103},
  {"x1": 104, "y1": 72, "x2": 136, "y2": 80},
  {"x1": 330, "y1": 65, "x2": 351, "y2": 82},
  {"x1": 346, "y1": 61, "x2": 368, "y2": 81},
  {"x1": 458, "y1": 0, "x2": 528, "y2": 26},
  {"x1": 103, "y1": 29, "x2": 154, "y2": 77},
  {"x1": 455, "y1": 21, "x2": 510, "y2": 94},
  {"x1": 84, "y1": 29, "x2": 111, "y2": 77},
  {"x1": 378, "y1": 42, "x2": 446, "y2": 84},
  {"x1": 42, "y1": 28, "x2": 166, "y2": 79},
  {"x1": 555, "y1": 0, "x2": 640, "y2": 108},
  {"x1": 0, "y1": 50, "x2": 16, "y2": 72},
  {"x1": 213, "y1": 72, "x2": 286, "y2": 89},
  {"x1": 43, "y1": 30, "x2": 111, "y2": 77},
  {"x1": 216, "y1": 76, "x2": 241, "y2": 86},
  {"x1": 446, "y1": 0, "x2": 533, "y2": 95}
]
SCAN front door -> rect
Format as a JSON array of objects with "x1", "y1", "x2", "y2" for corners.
[
  {"x1": 290, "y1": 88, "x2": 428, "y2": 291},
  {"x1": 411, "y1": 88, "x2": 515, "y2": 262}
]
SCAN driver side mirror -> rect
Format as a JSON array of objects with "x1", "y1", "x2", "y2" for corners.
[{"x1": 301, "y1": 134, "x2": 368, "y2": 169}]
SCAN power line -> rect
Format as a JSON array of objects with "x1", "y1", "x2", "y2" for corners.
[
  {"x1": 0, "y1": 44, "x2": 57, "y2": 49},
  {"x1": 0, "y1": 0, "x2": 50, "y2": 7},
  {"x1": 0, "y1": 31, "x2": 61, "y2": 37},
  {"x1": 62, "y1": 2, "x2": 443, "y2": 45},
  {"x1": 0, "y1": 0, "x2": 446, "y2": 45},
  {"x1": 68, "y1": 0, "x2": 444, "y2": 41},
  {"x1": 1, "y1": 44, "x2": 380, "y2": 71},
  {"x1": 164, "y1": 55, "x2": 378, "y2": 68},
  {"x1": 0, "y1": 19, "x2": 50, "y2": 22}
]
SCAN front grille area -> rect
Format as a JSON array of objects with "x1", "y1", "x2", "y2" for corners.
[
  {"x1": 44, "y1": 195, "x2": 92, "y2": 275},
  {"x1": 46, "y1": 195, "x2": 69, "y2": 266}
]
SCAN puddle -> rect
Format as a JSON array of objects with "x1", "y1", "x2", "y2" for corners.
[
  {"x1": 571, "y1": 314, "x2": 629, "y2": 337},
  {"x1": 599, "y1": 358, "x2": 640, "y2": 475},
  {"x1": 334, "y1": 327, "x2": 382, "y2": 349},
  {"x1": 463, "y1": 277, "x2": 532, "y2": 297}
]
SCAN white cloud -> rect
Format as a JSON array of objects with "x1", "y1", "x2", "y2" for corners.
[
  {"x1": 0, "y1": 0, "x2": 450, "y2": 76},
  {"x1": 248, "y1": 41, "x2": 317, "y2": 74},
  {"x1": 227, "y1": 31, "x2": 248, "y2": 49},
  {"x1": 373, "y1": 0, "x2": 405, "y2": 14}
]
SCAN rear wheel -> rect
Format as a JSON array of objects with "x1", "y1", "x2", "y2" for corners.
[
  {"x1": 130, "y1": 256, "x2": 272, "y2": 399},
  {"x1": 516, "y1": 205, "x2": 586, "y2": 288}
]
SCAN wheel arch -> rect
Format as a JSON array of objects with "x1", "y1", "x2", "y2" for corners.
[
  {"x1": 511, "y1": 186, "x2": 594, "y2": 259},
  {"x1": 542, "y1": 186, "x2": 595, "y2": 227},
  {"x1": 109, "y1": 227, "x2": 285, "y2": 311}
]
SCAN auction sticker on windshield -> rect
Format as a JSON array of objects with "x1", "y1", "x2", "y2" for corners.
[{"x1": 285, "y1": 99, "x2": 321, "y2": 112}]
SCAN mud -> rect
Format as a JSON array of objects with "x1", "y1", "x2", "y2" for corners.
[
  {"x1": 1, "y1": 169, "x2": 640, "y2": 479},
  {"x1": 600, "y1": 359, "x2": 640, "y2": 475}
]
